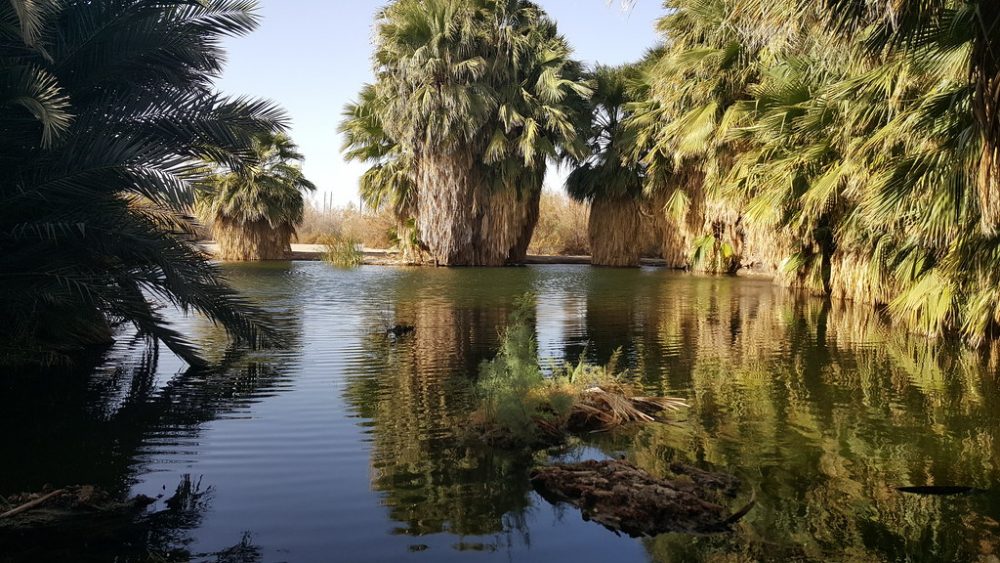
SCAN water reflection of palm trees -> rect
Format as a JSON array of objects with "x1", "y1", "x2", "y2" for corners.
[
  {"x1": 625, "y1": 279, "x2": 1000, "y2": 562},
  {"x1": 343, "y1": 269, "x2": 538, "y2": 542},
  {"x1": 349, "y1": 267, "x2": 1000, "y2": 561}
]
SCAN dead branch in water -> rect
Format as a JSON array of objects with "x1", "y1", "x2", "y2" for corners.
[
  {"x1": 0, "y1": 486, "x2": 157, "y2": 530},
  {"x1": 0, "y1": 490, "x2": 66, "y2": 519}
]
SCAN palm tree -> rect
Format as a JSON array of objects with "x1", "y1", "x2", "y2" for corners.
[
  {"x1": 640, "y1": 0, "x2": 1000, "y2": 345},
  {"x1": 196, "y1": 132, "x2": 316, "y2": 261},
  {"x1": 350, "y1": 0, "x2": 590, "y2": 266},
  {"x1": 815, "y1": 0, "x2": 1000, "y2": 233},
  {"x1": 566, "y1": 65, "x2": 648, "y2": 267},
  {"x1": 627, "y1": 0, "x2": 778, "y2": 275},
  {"x1": 340, "y1": 84, "x2": 421, "y2": 259},
  {"x1": 0, "y1": 0, "x2": 287, "y2": 367}
]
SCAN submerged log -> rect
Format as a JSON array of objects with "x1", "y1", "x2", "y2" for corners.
[
  {"x1": 0, "y1": 486, "x2": 155, "y2": 530},
  {"x1": 530, "y1": 460, "x2": 754, "y2": 538},
  {"x1": 896, "y1": 486, "x2": 987, "y2": 496}
]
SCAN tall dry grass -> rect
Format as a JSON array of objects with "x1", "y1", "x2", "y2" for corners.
[
  {"x1": 300, "y1": 192, "x2": 592, "y2": 258},
  {"x1": 528, "y1": 191, "x2": 590, "y2": 256},
  {"x1": 295, "y1": 203, "x2": 396, "y2": 249}
]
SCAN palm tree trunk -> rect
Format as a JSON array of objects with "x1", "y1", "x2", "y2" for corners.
[
  {"x1": 589, "y1": 197, "x2": 643, "y2": 267},
  {"x1": 416, "y1": 153, "x2": 543, "y2": 267},
  {"x1": 214, "y1": 219, "x2": 291, "y2": 261},
  {"x1": 649, "y1": 189, "x2": 695, "y2": 269},
  {"x1": 472, "y1": 176, "x2": 544, "y2": 266},
  {"x1": 973, "y1": 6, "x2": 1000, "y2": 233},
  {"x1": 505, "y1": 185, "x2": 542, "y2": 265},
  {"x1": 416, "y1": 150, "x2": 478, "y2": 265},
  {"x1": 471, "y1": 185, "x2": 523, "y2": 266}
]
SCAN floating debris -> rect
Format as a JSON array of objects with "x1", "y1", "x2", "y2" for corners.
[
  {"x1": 530, "y1": 460, "x2": 754, "y2": 537},
  {"x1": 386, "y1": 324, "x2": 415, "y2": 338},
  {"x1": 0, "y1": 485, "x2": 155, "y2": 530},
  {"x1": 566, "y1": 386, "x2": 686, "y2": 433},
  {"x1": 896, "y1": 486, "x2": 987, "y2": 496}
]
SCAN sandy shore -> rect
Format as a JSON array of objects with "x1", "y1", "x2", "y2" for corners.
[{"x1": 200, "y1": 243, "x2": 670, "y2": 267}]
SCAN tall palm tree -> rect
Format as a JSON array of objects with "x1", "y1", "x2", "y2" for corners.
[
  {"x1": 566, "y1": 65, "x2": 648, "y2": 267},
  {"x1": 0, "y1": 0, "x2": 287, "y2": 367},
  {"x1": 196, "y1": 132, "x2": 316, "y2": 261},
  {"x1": 628, "y1": 0, "x2": 780, "y2": 275},
  {"x1": 349, "y1": 0, "x2": 590, "y2": 266},
  {"x1": 634, "y1": 0, "x2": 1000, "y2": 345}
]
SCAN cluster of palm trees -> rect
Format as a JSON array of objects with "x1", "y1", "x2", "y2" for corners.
[
  {"x1": 348, "y1": 0, "x2": 1000, "y2": 346},
  {"x1": 617, "y1": 0, "x2": 1000, "y2": 345},
  {"x1": 342, "y1": 0, "x2": 592, "y2": 266},
  {"x1": 6, "y1": 0, "x2": 1000, "y2": 364},
  {"x1": 0, "y1": 0, "x2": 304, "y2": 366}
]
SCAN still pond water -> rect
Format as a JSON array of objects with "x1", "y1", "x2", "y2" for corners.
[{"x1": 3, "y1": 263, "x2": 1000, "y2": 562}]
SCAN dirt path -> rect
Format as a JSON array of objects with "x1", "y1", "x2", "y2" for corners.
[{"x1": 199, "y1": 242, "x2": 671, "y2": 267}]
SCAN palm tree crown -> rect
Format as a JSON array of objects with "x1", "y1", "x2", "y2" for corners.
[
  {"x1": 0, "y1": 0, "x2": 288, "y2": 366},
  {"x1": 196, "y1": 132, "x2": 316, "y2": 261}
]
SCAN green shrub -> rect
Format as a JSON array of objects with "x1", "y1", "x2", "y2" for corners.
[{"x1": 475, "y1": 295, "x2": 628, "y2": 444}]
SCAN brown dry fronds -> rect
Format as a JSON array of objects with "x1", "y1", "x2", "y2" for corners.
[
  {"x1": 589, "y1": 197, "x2": 646, "y2": 267},
  {"x1": 567, "y1": 387, "x2": 687, "y2": 432},
  {"x1": 212, "y1": 218, "x2": 292, "y2": 261}
]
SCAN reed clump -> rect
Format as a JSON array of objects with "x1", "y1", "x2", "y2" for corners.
[{"x1": 321, "y1": 235, "x2": 363, "y2": 268}]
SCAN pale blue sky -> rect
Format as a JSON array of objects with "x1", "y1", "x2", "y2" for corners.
[{"x1": 216, "y1": 1, "x2": 664, "y2": 207}]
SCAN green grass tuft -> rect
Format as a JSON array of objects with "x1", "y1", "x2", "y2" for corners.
[{"x1": 321, "y1": 236, "x2": 364, "y2": 268}]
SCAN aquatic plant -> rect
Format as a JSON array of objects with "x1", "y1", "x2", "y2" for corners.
[
  {"x1": 474, "y1": 297, "x2": 684, "y2": 445},
  {"x1": 321, "y1": 236, "x2": 364, "y2": 268}
]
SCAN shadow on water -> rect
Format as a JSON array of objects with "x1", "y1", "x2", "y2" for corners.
[
  {"x1": 0, "y1": 353, "x2": 283, "y2": 561},
  {"x1": 0, "y1": 263, "x2": 305, "y2": 561}
]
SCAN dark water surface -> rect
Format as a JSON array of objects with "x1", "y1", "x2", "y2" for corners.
[{"x1": 3, "y1": 263, "x2": 1000, "y2": 562}]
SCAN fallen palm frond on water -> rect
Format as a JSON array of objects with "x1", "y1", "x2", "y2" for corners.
[
  {"x1": 567, "y1": 387, "x2": 687, "y2": 433},
  {"x1": 530, "y1": 460, "x2": 755, "y2": 537}
]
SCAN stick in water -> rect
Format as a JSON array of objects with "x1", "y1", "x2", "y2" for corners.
[{"x1": 0, "y1": 489, "x2": 66, "y2": 519}]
